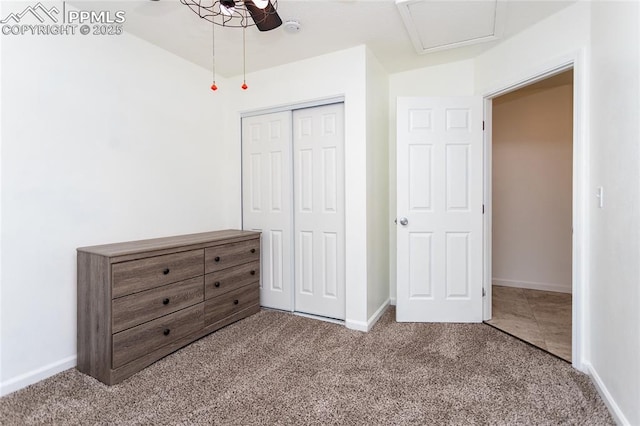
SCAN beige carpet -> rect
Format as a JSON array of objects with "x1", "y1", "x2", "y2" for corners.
[{"x1": 1, "y1": 307, "x2": 612, "y2": 425}]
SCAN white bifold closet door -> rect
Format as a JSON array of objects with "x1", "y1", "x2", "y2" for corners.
[{"x1": 242, "y1": 103, "x2": 345, "y2": 320}]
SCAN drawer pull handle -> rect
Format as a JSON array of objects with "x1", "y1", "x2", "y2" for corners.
[
  {"x1": 163, "y1": 329, "x2": 171, "y2": 336},
  {"x1": 162, "y1": 298, "x2": 170, "y2": 305},
  {"x1": 234, "y1": 299, "x2": 239, "y2": 305},
  {"x1": 163, "y1": 268, "x2": 170, "y2": 275},
  {"x1": 214, "y1": 256, "x2": 220, "y2": 262},
  {"x1": 250, "y1": 270, "x2": 256, "y2": 276},
  {"x1": 214, "y1": 281, "x2": 221, "y2": 288},
  {"x1": 251, "y1": 248, "x2": 256, "y2": 253}
]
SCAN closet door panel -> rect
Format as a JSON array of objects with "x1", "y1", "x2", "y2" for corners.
[
  {"x1": 293, "y1": 104, "x2": 345, "y2": 320},
  {"x1": 242, "y1": 112, "x2": 293, "y2": 311}
]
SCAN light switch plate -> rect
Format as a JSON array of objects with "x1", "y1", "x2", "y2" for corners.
[{"x1": 596, "y1": 186, "x2": 604, "y2": 208}]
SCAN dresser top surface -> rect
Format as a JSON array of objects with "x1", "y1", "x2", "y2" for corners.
[{"x1": 77, "y1": 230, "x2": 260, "y2": 257}]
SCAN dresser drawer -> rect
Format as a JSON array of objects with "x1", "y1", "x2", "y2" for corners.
[
  {"x1": 112, "y1": 249, "x2": 204, "y2": 298},
  {"x1": 204, "y1": 284, "x2": 259, "y2": 326},
  {"x1": 205, "y1": 261, "x2": 260, "y2": 300},
  {"x1": 112, "y1": 303, "x2": 203, "y2": 369},
  {"x1": 112, "y1": 276, "x2": 204, "y2": 333},
  {"x1": 205, "y1": 239, "x2": 260, "y2": 273}
]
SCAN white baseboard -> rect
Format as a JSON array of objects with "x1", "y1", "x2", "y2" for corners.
[
  {"x1": 390, "y1": 297, "x2": 396, "y2": 306},
  {"x1": 585, "y1": 362, "x2": 631, "y2": 425},
  {"x1": 345, "y1": 318, "x2": 368, "y2": 331},
  {"x1": 0, "y1": 355, "x2": 76, "y2": 397},
  {"x1": 367, "y1": 299, "x2": 390, "y2": 330},
  {"x1": 493, "y1": 278, "x2": 572, "y2": 294},
  {"x1": 346, "y1": 299, "x2": 390, "y2": 332}
]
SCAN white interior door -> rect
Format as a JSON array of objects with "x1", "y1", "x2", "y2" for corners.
[
  {"x1": 242, "y1": 111, "x2": 293, "y2": 311},
  {"x1": 396, "y1": 97, "x2": 483, "y2": 322},
  {"x1": 293, "y1": 104, "x2": 345, "y2": 320}
]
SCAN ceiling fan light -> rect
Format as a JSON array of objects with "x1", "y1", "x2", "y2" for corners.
[{"x1": 251, "y1": 0, "x2": 269, "y2": 10}]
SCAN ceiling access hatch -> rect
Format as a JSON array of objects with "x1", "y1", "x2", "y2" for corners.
[{"x1": 396, "y1": 0, "x2": 507, "y2": 54}]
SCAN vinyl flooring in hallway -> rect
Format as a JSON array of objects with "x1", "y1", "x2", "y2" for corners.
[{"x1": 485, "y1": 285, "x2": 572, "y2": 362}]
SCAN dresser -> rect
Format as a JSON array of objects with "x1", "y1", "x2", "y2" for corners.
[{"x1": 77, "y1": 230, "x2": 261, "y2": 385}]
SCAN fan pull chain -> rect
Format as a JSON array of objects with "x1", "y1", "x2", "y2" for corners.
[
  {"x1": 241, "y1": 25, "x2": 248, "y2": 90},
  {"x1": 211, "y1": 16, "x2": 218, "y2": 91}
]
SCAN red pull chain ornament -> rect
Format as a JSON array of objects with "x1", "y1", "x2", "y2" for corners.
[
  {"x1": 240, "y1": 26, "x2": 248, "y2": 91},
  {"x1": 210, "y1": 16, "x2": 219, "y2": 93},
  {"x1": 207, "y1": 6, "x2": 252, "y2": 92}
]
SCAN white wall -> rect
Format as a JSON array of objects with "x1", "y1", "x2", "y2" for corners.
[
  {"x1": 474, "y1": 2, "x2": 590, "y2": 94},
  {"x1": 365, "y1": 48, "x2": 389, "y2": 323},
  {"x1": 387, "y1": 60, "x2": 475, "y2": 303},
  {"x1": 225, "y1": 46, "x2": 371, "y2": 329},
  {"x1": 473, "y1": 1, "x2": 639, "y2": 423},
  {"x1": 492, "y1": 81, "x2": 573, "y2": 293},
  {"x1": 589, "y1": 1, "x2": 640, "y2": 424},
  {"x1": 0, "y1": 31, "x2": 237, "y2": 395}
]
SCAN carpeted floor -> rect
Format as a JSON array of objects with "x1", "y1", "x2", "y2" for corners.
[{"x1": 1, "y1": 307, "x2": 613, "y2": 425}]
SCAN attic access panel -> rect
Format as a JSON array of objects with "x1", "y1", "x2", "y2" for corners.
[{"x1": 396, "y1": 0, "x2": 506, "y2": 54}]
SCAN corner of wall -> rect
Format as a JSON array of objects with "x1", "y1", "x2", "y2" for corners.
[
  {"x1": 365, "y1": 47, "x2": 391, "y2": 319},
  {"x1": 347, "y1": 299, "x2": 390, "y2": 333}
]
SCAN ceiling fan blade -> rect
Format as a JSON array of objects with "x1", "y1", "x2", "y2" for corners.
[{"x1": 244, "y1": 0, "x2": 282, "y2": 31}]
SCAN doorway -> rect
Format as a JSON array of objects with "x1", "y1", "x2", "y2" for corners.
[
  {"x1": 484, "y1": 70, "x2": 574, "y2": 362},
  {"x1": 241, "y1": 102, "x2": 346, "y2": 321}
]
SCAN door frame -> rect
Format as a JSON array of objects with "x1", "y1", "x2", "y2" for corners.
[
  {"x1": 240, "y1": 95, "x2": 345, "y2": 119},
  {"x1": 482, "y1": 50, "x2": 588, "y2": 372}
]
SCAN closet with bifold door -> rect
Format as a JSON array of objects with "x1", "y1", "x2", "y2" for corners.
[{"x1": 242, "y1": 102, "x2": 345, "y2": 320}]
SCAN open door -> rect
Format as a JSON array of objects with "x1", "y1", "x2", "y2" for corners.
[{"x1": 396, "y1": 97, "x2": 483, "y2": 322}]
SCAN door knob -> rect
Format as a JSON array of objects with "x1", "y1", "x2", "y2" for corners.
[{"x1": 398, "y1": 217, "x2": 409, "y2": 226}]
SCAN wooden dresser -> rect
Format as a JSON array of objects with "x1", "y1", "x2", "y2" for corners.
[{"x1": 77, "y1": 230, "x2": 260, "y2": 385}]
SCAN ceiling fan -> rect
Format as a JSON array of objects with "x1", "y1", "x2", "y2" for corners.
[
  {"x1": 179, "y1": 0, "x2": 283, "y2": 91},
  {"x1": 180, "y1": 0, "x2": 283, "y2": 31}
]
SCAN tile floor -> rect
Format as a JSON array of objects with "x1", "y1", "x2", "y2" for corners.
[{"x1": 485, "y1": 285, "x2": 572, "y2": 362}]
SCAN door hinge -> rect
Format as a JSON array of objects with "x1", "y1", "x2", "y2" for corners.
[
  {"x1": 482, "y1": 204, "x2": 485, "y2": 214},
  {"x1": 482, "y1": 288, "x2": 486, "y2": 297},
  {"x1": 482, "y1": 121, "x2": 485, "y2": 131}
]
